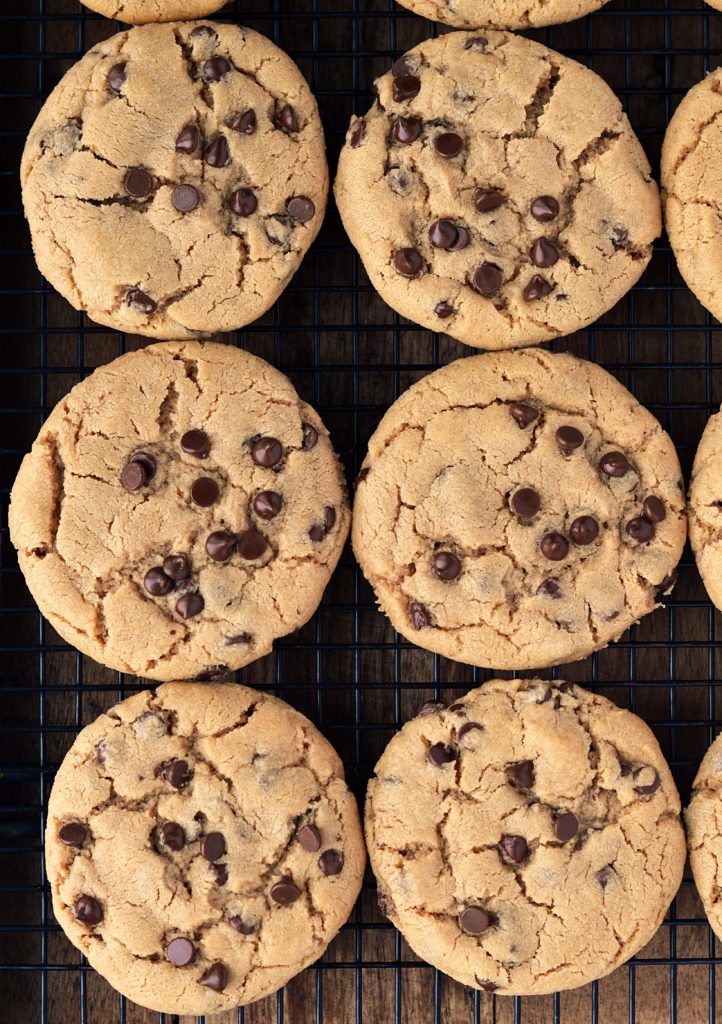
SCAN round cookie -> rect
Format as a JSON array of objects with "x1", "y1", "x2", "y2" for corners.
[
  {"x1": 9, "y1": 341, "x2": 349, "y2": 680},
  {"x1": 392, "y1": 0, "x2": 609, "y2": 30},
  {"x1": 688, "y1": 406, "x2": 722, "y2": 610},
  {"x1": 685, "y1": 732, "x2": 722, "y2": 942},
  {"x1": 21, "y1": 22, "x2": 327, "y2": 338},
  {"x1": 335, "y1": 31, "x2": 660, "y2": 351},
  {"x1": 662, "y1": 69, "x2": 722, "y2": 324},
  {"x1": 82, "y1": 0, "x2": 228, "y2": 23},
  {"x1": 353, "y1": 349, "x2": 686, "y2": 670},
  {"x1": 46, "y1": 682, "x2": 365, "y2": 1014},
  {"x1": 366, "y1": 678, "x2": 685, "y2": 996}
]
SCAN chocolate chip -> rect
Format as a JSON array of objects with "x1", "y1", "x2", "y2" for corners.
[
  {"x1": 506, "y1": 760, "x2": 534, "y2": 789},
  {"x1": 427, "y1": 742, "x2": 456, "y2": 766},
  {"x1": 200, "y1": 832, "x2": 226, "y2": 862},
  {"x1": 395, "y1": 116, "x2": 422, "y2": 143},
  {"x1": 530, "y1": 238, "x2": 559, "y2": 268},
  {"x1": 191, "y1": 477, "x2": 219, "y2": 507},
  {"x1": 227, "y1": 187, "x2": 257, "y2": 216},
  {"x1": 107, "y1": 63, "x2": 126, "y2": 93},
  {"x1": 144, "y1": 566, "x2": 173, "y2": 596},
  {"x1": 298, "y1": 824, "x2": 322, "y2": 852},
  {"x1": 429, "y1": 219, "x2": 458, "y2": 249},
  {"x1": 253, "y1": 491, "x2": 282, "y2": 519},
  {"x1": 471, "y1": 262, "x2": 502, "y2": 296},
  {"x1": 161, "y1": 759, "x2": 192, "y2": 789},
  {"x1": 251, "y1": 436, "x2": 283, "y2": 467},
  {"x1": 537, "y1": 578, "x2": 561, "y2": 598},
  {"x1": 75, "y1": 895, "x2": 102, "y2": 925},
  {"x1": 435, "y1": 301, "x2": 455, "y2": 318},
  {"x1": 435, "y1": 132, "x2": 463, "y2": 158},
  {"x1": 570, "y1": 515, "x2": 599, "y2": 545},
  {"x1": 301, "y1": 422, "x2": 318, "y2": 450},
  {"x1": 393, "y1": 75, "x2": 421, "y2": 101},
  {"x1": 600, "y1": 451, "x2": 630, "y2": 477},
  {"x1": 176, "y1": 124, "x2": 200, "y2": 153},
  {"x1": 319, "y1": 849, "x2": 344, "y2": 876},
  {"x1": 324, "y1": 506, "x2": 336, "y2": 531},
  {"x1": 626, "y1": 516, "x2": 655, "y2": 542},
  {"x1": 553, "y1": 812, "x2": 578, "y2": 842},
  {"x1": 121, "y1": 460, "x2": 147, "y2": 492},
  {"x1": 448, "y1": 227, "x2": 469, "y2": 251},
  {"x1": 189, "y1": 24, "x2": 217, "y2": 39},
  {"x1": 540, "y1": 532, "x2": 568, "y2": 561},
  {"x1": 286, "y1": 196, "x2": 315, "y2": 223},
  {"x1": 206, "y1": 531, "x2": 236, "y2": 562},
  {"x1": 555, "y1": 426, "x2": 584, "y2": 455},
  {"x1": 391, "y1": 56, "x2": 413, "y2": 77},
  {"x1": 160, "y1": 822, "x2": 184, "y2": 851},
  {"x1": 474, "y1": 187, "x2": 504, "y2": 212},
  {"x1": 277, "y1": 104, "x2": 299, "y2": 133},
  {"x1": 510, "y1": 487, "x2": 540, "y2": 518},
  {"x1": 531, "y1": 195, "x2": 559, "y2": 222},
  {"x1": 458, "y1": 722, "x2": 482, "y2": 741},
  {"x1": 230, "y1": 109, "x2": 256, "y2": 134},
  {"x1": 509, "y1": 402, "x2": 538, "y2": 428},
  {"x1": 167, "y1": 937, "x2": 194, "y2": 966},
  {"x1": 180, "y1": 430, "x2": 209, "y2": 460},
  {"x1": 270, "y1": 877, "x2": 301, "y2": 904},
  {"x1": 200, "y1": 962, "x2": 228, "y2": 991},
  {"x1": 476, "y1": 979, "x2": 498, "y2": 992},
  {"x1": 610, "y1": 224, "x2": 629, "y2": 249},
  {"x1": 203, "y1": 57, "x2": 231, "y2": 82},
  {"x1": 59, "y1": 823, "x2": 86, "y2": 847},
  {"x1": 237, "y1": 529, "x2": 268, "y2": 560},
  {"x1": 356, "y1": 467, "x2": 370, "y2": 486},
  {"x1": 643, "y1": 496, "x2": 666, "y2": 523},
  {"x1": 432, "y1": 551, "x2": 460, "y2": 580},
  {"x1": 633, "y1": 768, "x2": 660, "y2": 795},
  {"x1": 458, "y1": 906, "x2": 491, "y2": 935},
  {"x1": 203, "y1": 137, "x2": 230, "y2": 168},
  {"x1": 124, "y1": 167, "x2": 153, "y2": 198},
  {"x1": 464, "y1": 35, "x2": 489, "y2": 50},
  {"x1": 229, "y1": 915, "x2": 256, "y2": 934},
  {"x1": 172, "y1": 184, "x2": 200, "y2": 213},
  {"x1": 419, "y1": 700, "x2": 445, "y2": 716},
  {"x1": 523, "y1": 274, "x2": 553, "y2": 301},
  {"x1": 162, "y1": 554, "x2": 190, "y2": 581},
  {"x1": 500, "y1": 835, "x2": 528, "y2": 863},
  {"x1": 126, "y1": 288, "x2": 156, "y2": 314},
  {"x1": 393, "y1": 247, "x2": 423, "y2": 278},
  {"x1": 409, "y1": 602, "x2": 431, "y2": 629},
  {"x1": 350, "y1": 119, "x2": 367, "y2": 148},
  {"x1": 176, "y1": 592, "x2": 204, "y2": 619},
  {"x1": 597, "y1": 866, "x2": 614, "y2": 889},
  {"x1": 225, "y1": 632, "x2": 252, "y2": 645},
  {"x1": 309, "y1": 523, "x2": 325, "y2": 542}
]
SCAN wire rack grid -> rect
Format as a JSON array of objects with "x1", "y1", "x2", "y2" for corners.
[{"x1": 1, "y1": 0, "x2": 722, "y2": 1022}]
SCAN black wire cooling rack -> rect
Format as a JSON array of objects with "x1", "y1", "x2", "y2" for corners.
[{"x1": 2, "y1": 0, "x2": 722, "y2": 1022}]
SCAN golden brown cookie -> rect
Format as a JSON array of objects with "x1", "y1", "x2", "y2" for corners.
[
  {"x1": 688, "y1": 405, "x2": 722, "y2": 611},
  {"x1": 82, "y1": 0, "x2": 229, "y2": 22},
  {"x1": 686, "y1": 731, "x2": 722, "y2": 943},
  {"x1": 392, "y1": 0, "x2": 609, "y2": 30}
]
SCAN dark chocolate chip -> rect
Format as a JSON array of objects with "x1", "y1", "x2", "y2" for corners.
[
  {"x1": 167, "y1": 937, "x2": 194, "y2": 966},
  {"x1": 530, "y1": 237, "x2": 559, "y2": 268},
  {"x1": 393, "y1": 247, "x2": 423, "y2": 278},
  {"x1": 556, "y1": 426, "x2": 584, "y2": 455},
  {"x1": 176, "y1": 592, "x2": 204, "y2": 619},
  {"x1": 225, "y1": 632, "x2": 252, "y2": 645},
  {"x1": 237, "y1": 529, "x2": 268, "y2": 560},
  {"x1": 230, "y1": 109, "x2": 256, "y2": 134},
  {"x1": 203, "y1": 57, "x2": 231, "y2": 82},
  {"x1": 633, "y1": 768, "x2": 660, "y2": 795},
  {"x1": 144, "y1": 566, "x2": 173, "y2": 596},
  {"x1": 570, "y1": 515, "x2": 599, "y2": 545},
  {"x1": 160, "y1": 822, "x2": 185, "y2": 851},
  {"x1": 126, "y1": 288, "x2": 156, "y2": 314},
  {"x1": 391, "y1": 56, "x2": 413, "y2": 77},
  {"x1": 200, "y1": 832, "x2": 226, "y2": 862},
  {"x1": 324, "y1": 506, "x2": 336, "y2": 531},
  {"x1": 597, "y1": 865, "x2": 614, "y2": 889},
  {"x1": 270, "y1": 877, "x2": 301, "y2": 904},
  {"x1": 181, "y1": 429, "x2": 210, "y2": 459},
  {"x1": 464, "y1": 35, "x2": 489, "y2": 50},
  {"x1": 537, "y1": 578, "x2": 561, "y2": 598},
  {"x1": 531, "y1": 195, "x2": 559, "y2": 222},
  {"x1": 500, "y1": 835, "x2": 528, "y2": 863},
  {"x1": 124, "y1": 167, "x2": 153, "y2": 198},
  {"x1": 129, "y1": 450, "x2": 156, "y2": 481},
  {"x1": 600, "y1": 451, "x2": 630, "y2": 477},
  {"x1": 523, "y1": 274, "x2": 553, "y2": 301},
  {"x1": 189, "y1": 24, "x2": 217, "y2": 39},
  {"x1": 121, "y1": 460, "x2": 147, "y2": 492},
  {"x1": 163, "y1": 554, "x2": 190, "y2": 581},
  {"x1": 206, "y1": 531, "x2": 236, "y2": 562},
  {"x1": 286, "y1": 196, "x2": 315, "y2": 223},
  {"x1": 59, "y1": 823, "x2": 86, "y2": 847},
  {"x1": 429, "y1": 218, "x2": 458, "y2": 250},
  {"x1": 350, "y1": 120, "x2": 366, "y2": 147},
  {"x1": 393, "y1": 75, "x2": 421, "y2": 101},
  {"x1": 626, "y1": 516, "x2": 655, "y2": 542},
  {"x1": 419, "y1": 700, "x2": 445, "y2": 716},
  {"x1": 448, "y1": 226, "x2": 469, "y2": 251},
  {"x1": 298, "y1": 824, "x2": 322, "y2": 852},
  {"x1": 319, "y1": 849, "x2": 344, "y2": 876},
  {"x1": 200, "y1": 962, "x2": 228, "y2": 991},
  {"x1": 432, "y1": 550, "x2": 461, "y2": 580},
  {"x1": 427, "y1": 742, "x2": 456, "y2": 766},
  {"x1": 191, "y1": 477, "x2": 219, "y2": 507},
  {"x1": 229, "y1": 915, "x2": 256, "y2": 934},
  {"x1": 302, "y1": 422, "x2": 318, "y2": 450},
  {"x1": 75, "y1": 895, "x2": 102, "y2": 925},
  {"x1": 409, "y1": 602, "x2": 431, "y2": 629},
  {"x1": 509, "y1": 402, "x2": 538, "y2": 428},
  {"x1": 309, "y1": 523, "x2": 325, "y2": 542},
  {"x1": 251, "y1": 436, "x2": 283, "y2": 467},
  {"x1": 471, "y1": 261, "x2": 502, "y2": 296},
  {"x1": 553, "y1": 813, "x2": 578, "y2": 841},
  {"x1": 356, "y1": 467, "x2": 370, "y2": 486},
  {"x1": 506, "y1": 760, "x2": 534, "y2": 789},
  {"x1": 161, "y1": 760, "x2": 192, "y2": 789},
  {"x1": 395, "y1": 116, "x2": 422, "y2": 143},
  {"x1": 458, "y1": 721, "x2": 482, "y2": 741},
  {"x1": 203, "y1": 137, "x2": 230, "y2": 168},
  {"x1": 540, "y1": 532, "x2": 569, "y2": 561},
  {"x1": 474, "y1": 187, "x2": 504, "y2": 212},
  {"x1": 277, "y1": 104, "x2": 299, "y2": 133},
  {"x1": 476, "y1": 979, "x2": 498, "y2": 992},
  {"x1": 107, "y1": 63, "x2": 126, "y2": 93},
  {"x1": 253, "y1": 490, "x2": 283, "y2": 519},
  {"x1": 435, "y1": 300, "x2": 455, "y2": 318},
  {"x1": 458, "y1": 906, "x2": 491, "y2": 935},
  {"x1": 228, "y1": 187, "x2": 257, "y2": 216},
  {"x1": 642, "y1": 496, "x2": 666, "y2": 523},
  {"x1": 435, "y1": 132, "x2": 463, "y2": 158},
  {"x1": 172, "y1": 184, "x2": 200, "y2": 213},
  {"x1": 176, "y1": 124, "x2": 200, "y2": 154},
  {"x1": 510, "y1": 487, "x2": 540, "y2": 518}
]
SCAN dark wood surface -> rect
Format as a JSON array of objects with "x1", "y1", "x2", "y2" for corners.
[{"x1": 2, "y1": 0, "x2": 722, "y2": 1021}]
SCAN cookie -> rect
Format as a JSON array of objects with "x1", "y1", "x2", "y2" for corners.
[
  {"x1": 9, "y1": 341, "x2": 349, "y2": 680},
  {"x1": 391, "y1": 0, "x2": 609, "y2": 29},
  {"x1": 353, "y1": 349, "x2": 686, "y2": 670},
  {"x1": 366, "y1": 678, "x2": 685, "y2": 996},
  {"x1": 335, "y1": 31, "x2": 660, "y2": 351},
  {"x1": 21, "y1": 22, "x2": 327, "y2": 338},
  {"x1": 685, "y1": 732, "x2": 722, "y2": 943},
  {"x1": 46, "y1": 682, "x2": 365, "y2": 1014},
  {"x1": 82, "y1": 0, "x2": 229, "y2": 23},
  {"x1": 661, "y1": 69, "x2": 722, "y2": 324},
  {"x1": 688, "y1": 406, "x2": 722, "y2": 611}
]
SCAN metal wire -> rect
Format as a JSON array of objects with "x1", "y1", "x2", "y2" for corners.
[{"x1": 1, "y1": 0, "x2": 721, "y2": 1021}]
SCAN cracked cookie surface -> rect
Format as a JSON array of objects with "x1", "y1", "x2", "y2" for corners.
[
  {"x1": 366, "y1": 678, "x2": 685, "y2": 996},
  {"x1": 685, "y1": 732, "x2": 722, "y2": 943},
  {"x1": 81, "y1": 0, "x2": 229, "y2": 23},
  {"x1": 9, "y1": 341, "x2": 349, "y2": 680},
  {"x1": 688, "y1": 406, "x2": 722, "y2": 611},
  {"x1": 352, "y1": 349, "x2": 686, "y2": 670},
  {"x1": 335, "y1": 31, "x2": 660, "y2": 351},
  {"x1": 392, "y1": 0, "x2": 609, "y2": 30},
  {"x1": 46, "y1": 682, "x2": 365, "y2": 1014},
  {"x1": 21, "y1": 22, "x2": 328, "y2": 338},
  {"x1": 662, "y1": 69, "x2": 722, "y2": 325}
]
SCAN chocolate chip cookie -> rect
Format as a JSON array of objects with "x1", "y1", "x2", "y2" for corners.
[
  {"x1": 686, "y1": 732, "x2": 722, "y2": 943},
  {"x1": 335, "y1": 31, "x2": 660, "y2": 351},
  {"x1": 82, "y1": 0, "x2": 228, "y2": 22},
  {"x1": 392, "y1": 0, "x2": 609, "y2": 29},
  {"x1": 688, "y1": 405, "x2": 722, "y2": 611},
  {"x1": 662, "y1": 69, "x2": 722, "y2": 324},
  {"x1": 46, "y1": 682, "x2": 365, "y2": 1014},
  {"x1": 21, "y1": 22, "x2": 327, "y2": 338},
  {"x1": 367, "y1": 678, "x2": 685, "y2": 995},
  {"x1": 9, "y1": 341, "x2": 349, "y2": 680},
  {"x1": 353, "y1": 349, "x2": 685, "y2": 669}
]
